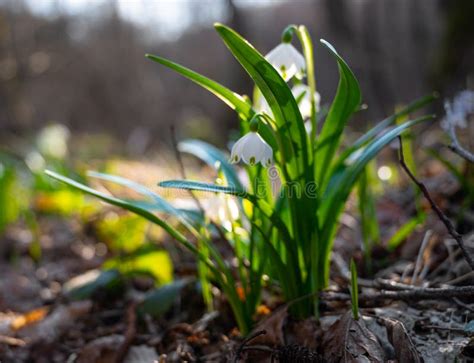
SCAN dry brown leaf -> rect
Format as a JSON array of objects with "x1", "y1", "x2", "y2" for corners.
[
  {"x1": 383, "y1": 318, "x2": 421, "y2": 363},
  {"x1": 76, "y1": 334, "x2": 124, "y2": 363},
  {"x1": 322, "y1": 311, "x2": 385, "y2": 363},
  {"x1": 10, "y1": 306, "x2": 49, "y2": 331},
  {"x1": 249, "y1": 305, "x2": 288, "y2": 346},
  {"x1": 285, "y1": 317, "x2": 321, "y2": 350}
]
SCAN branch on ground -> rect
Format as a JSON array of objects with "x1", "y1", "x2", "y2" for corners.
[
  {"x1": 397, "y1": 136, "x2": 474, "y2": 271},
  {"x1": 321, "y1": 285, "x2": 474, "y2": 303}
]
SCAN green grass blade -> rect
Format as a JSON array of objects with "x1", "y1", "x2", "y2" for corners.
[
  {"x1": 357, "y1": 165, "x2": 380, "y2": 265},
  {"x1": 45, "y1": 173, "x2": 251, "y2": 333},
  {"x1": 325, "y1": 94, "x2": 436, "y2": 191},
  {"x1": 321, "y1": 115, "x2": 434, "y2": 223},
  {"x1": 316, "y1": 39, "x2": 361, "y2": 187},
  {"x1": 159, "y1": 179, "x2": 251, "y2": 199},
  {"x1": 341, "y1": 93, "x2": 437, "y2": 163},
  {"x1": 350, "y1": 259, "x2": 359, "y2": 320},
  {"x1": 318, "y1": 115, "x2": 434, "y2": 286},
  {"x1": 138, "y1": 278, "x2": 192, "y2": 318},
  {"x1": 87, "y1": 171, "x2": 197, "y2": 229},
  {"x1": 45, "y1": 170, "x2": 204, "y2": 257},
  {"x1": 178, "y1": 139, "x2": 243, "y2": 189},
  {"x1": 426, "y1": 149, "x2": 468, "y2": 190},
  {"x1": 387, "y1": 214, "x2": 425, "y2": 251},
  {"x1": 145, "y1": 54, "x2": 252, "y2": 119}
]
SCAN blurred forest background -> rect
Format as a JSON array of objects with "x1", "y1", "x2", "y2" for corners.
[{"x1": 0, "y1": 0, "x2": 473, "y2": 152}]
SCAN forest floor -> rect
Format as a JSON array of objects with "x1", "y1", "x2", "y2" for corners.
[{"x1": 0, "y1": 158, "x2": 473, "y2": 363}]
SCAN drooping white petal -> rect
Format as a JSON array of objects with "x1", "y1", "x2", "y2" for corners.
[
  {"x1": 241, "y1": 133, "x2": 264, "y2": 165},
  {"x1": 261, "y1": 142, "x2": 273, "y2": 167},
  {"x1": 229, "y1": 132, "x2": 273, "y2": 167},
  {"x1": 265, "y1": 43, "x2": 306, "y2": 81},
  {"x1": 230, "y1": 133, "x2": 250, "y2": 163},
  {"x1": 291, "y1": 84, "x2": 321, "y2": 119}
]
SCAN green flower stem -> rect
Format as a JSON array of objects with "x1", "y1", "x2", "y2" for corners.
[
  {"x1": 296, "y1": 26, "x2": 318, "y2": 143},
  {"x1": 281, "y1": 24, "x2": 298, "y2": 43}
]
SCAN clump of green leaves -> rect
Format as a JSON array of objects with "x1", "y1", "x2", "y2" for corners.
[{"x1": 47, "y1": 23, "x2": 434, "y2": 334}]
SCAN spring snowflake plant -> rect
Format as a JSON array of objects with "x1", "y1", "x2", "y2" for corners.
[{"x1": 46, "y1": 24, "x2": 435, "y2": 334}]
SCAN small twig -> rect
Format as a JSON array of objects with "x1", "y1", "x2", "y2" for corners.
[
  {"x1": 411, "y1": 230, "x2": 432, "y2": 285},
  {"x1": 374, "y1": 278, "x2": 419, "y2": 291},
  {"x1": 421, "y1": 325, "x2": 465, "y2": 333},
  {"x1": 397, "y1": 136, "x2": 474, "y2": 271},
  {"x1": 453, "y1": 297, "x2": 474, "y2": 312},
  {"x1": 170, "y1": 125, "x2": 205, "y2": 214},
  {"x1": 233, "y1": 330, "x2": 267, "y2": 363},
  {"x1": 428, "y1": 248, "x2": 461, "y2": 281},
  {"x1": 240, "y1": 345, "x2": 275, "y2": 353},
  {"x1": 0, "y1": 334, "x2": 27, "y2": 346},
  {"x1": 443, "y1": 270, "x2": 474, "y2": 285},
  {"x1": 337, "y1": 273, "x2": 419, "y2": 291},
  {"x1": 321, "y1": 285, "x2": 474, "y2": 303},
  {"x1": 447, "y1": 124, "x2": 474, "y2": 163},
  {"x1": 116, "y1": 302, "x2": 137, "y2": 363}
]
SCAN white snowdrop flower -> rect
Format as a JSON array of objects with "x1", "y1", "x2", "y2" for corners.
[
  {"x1": 441, "y1": 90, "x2": 474, "y2": 130},
  {"x1": 37, "y1": 123, "x2": 70, "y2": 159},
  {"x1": 230, "y1": 132, "x2": 273, "y2": 167},
  {"x1": 265, "y1": 43, "x2": 305, "y2": 81},
  {"x1": 291, "y1": 84, "x2": 321, "y2": 119}
]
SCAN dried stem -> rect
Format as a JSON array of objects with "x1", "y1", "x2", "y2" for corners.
[
  {"x1": 321, "y1": 285, "x2": 474, "y2": 303},
  {"x1": 233, "y1": 330, "x2": 267, "y2": 363},
  {"x1": 116, "y1": 302, "x2": 137, "y2": 363},
  {"x1": 397, "y1": 136, "x2": 474, "y2": 271},
  {"x1": 447, "y1": 123, "x2": 474, "y2": 163}
]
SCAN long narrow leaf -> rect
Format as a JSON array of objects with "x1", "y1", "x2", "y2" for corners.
[
  {"x1": 146, "y1": 54, "x2": 252, "y2": 119},
  {"x1": 325, "y1": 94, "x2": 437, "y2": 194},
  {"x1": 159, "y1": 179, "x2": 251, "y2": 199},
  {"x1": 87, "y1": 171, "x2": 197, "y2": 229},
  {"x1": 45, "y1": 170, "x2": 210, "y2": 263},
  {"x1": 317, "y1": 115, "x2": 434, "y2": 286},
  {"x1": 342, "y1": 93, "x2": 437, "y2": 161},
  {"x1": 316, "y1": 39, "x2": 361, "y2": 187},
  {"x1": 178, "y1": 139, "x2": 243, "y2": 189}
]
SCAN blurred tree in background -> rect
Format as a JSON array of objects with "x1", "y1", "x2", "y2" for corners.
[{"x1": 0, "y1": 0, "x2": 473, "y2": 152}]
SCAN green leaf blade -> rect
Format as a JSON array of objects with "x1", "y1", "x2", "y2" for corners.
[
  {"x1": 87, "y1": 171, "x2": 197, "y2": 230},
  {"x1": 45, "y1": 170, "x2": 197, "y2": 252},
  {"x1": 159, "y1": 179, "x2": 250, "y2": 199},
  {"x1": 317, "y1": 115, "x2": 434, "y2": 286},
  {"x1": 138, "y1": 278, "x2": 192, "y2": 318},
  {"x1": 178, "y1": 139, "x2": 243, "y2": 189},
  {"x1": 146, "y1": 54, "x2": 251, "y2": 118},
  {"x1": 316, "y1": 39, "x2": 362, "y2": 187}
]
